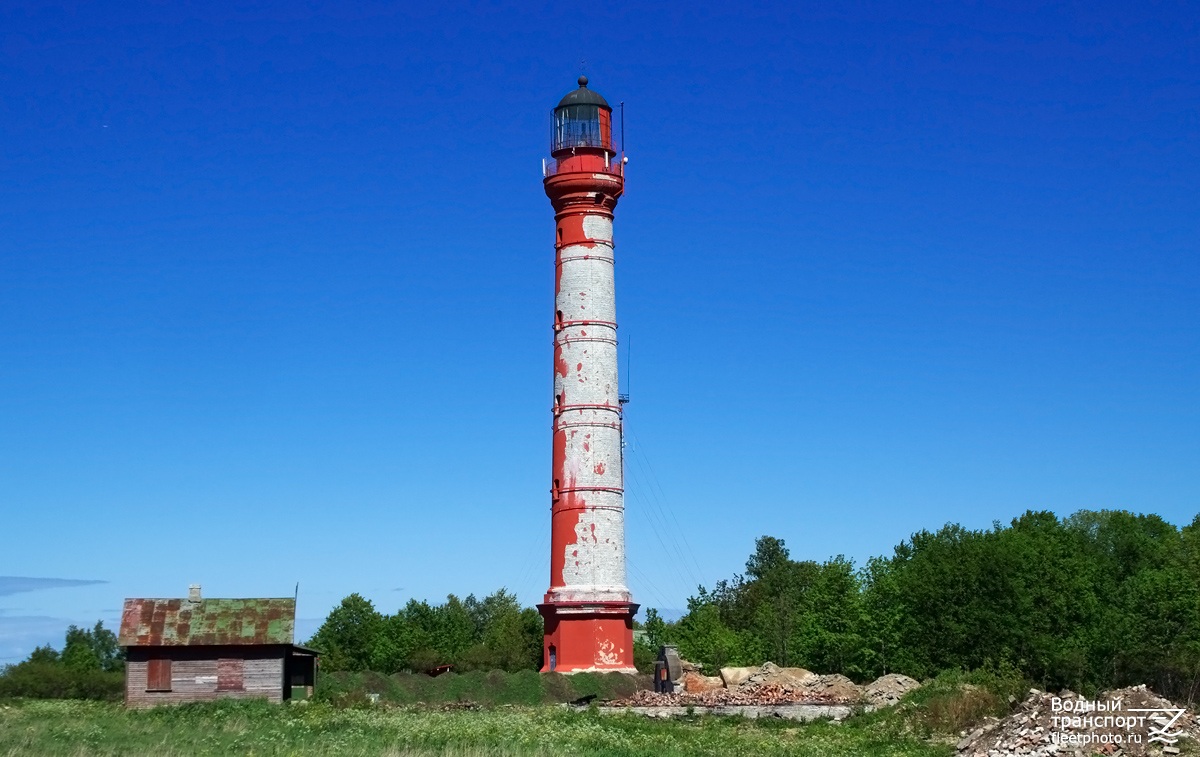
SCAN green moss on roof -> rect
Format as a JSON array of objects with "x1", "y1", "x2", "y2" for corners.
[{"x1": 118, "y1": 598, "x2": 296, "y2": 647}]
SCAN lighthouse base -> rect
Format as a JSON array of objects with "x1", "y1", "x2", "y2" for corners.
[{"x1": 538, "y1": 601, "x2": 639, "y2": 673}]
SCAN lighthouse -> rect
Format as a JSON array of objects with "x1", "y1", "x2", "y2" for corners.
[{"x1": 538, "y1": 77, "x2": 638, "y2": 673}]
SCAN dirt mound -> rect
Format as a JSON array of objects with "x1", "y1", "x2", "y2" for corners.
[
  {"x1": 796, "y1": 673, "x2": 862, "y2": 702},
  {"x1": 864, "y1": 673, "x2": 921, "y2": 707},
  {"x1": 955, "y1": 685, "x2": 1199, "y2": 757}
]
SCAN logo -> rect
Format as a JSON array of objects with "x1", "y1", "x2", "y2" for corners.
[
  {"x1": 1051, "y1": 697, "x2": 1189, "y2": 747},
  {"x1": 1127, "y1": 706, "x2": 1186, "y2": 745}
]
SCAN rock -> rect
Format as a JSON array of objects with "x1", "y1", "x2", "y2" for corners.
[
  {"x1": 957, "y1": 728, "x2": 985, "y2": 750},
  {"x1": 746, "y1": 662, "x2": 784, "y2": 685},
  {"x1": 720, "y1": 667, "x2": 758, "y2": 688},
  {"x1": 679, "y1": 658, "x2": 704, "y2": 674},
  {"x1": 780, "y1": 667, "x2": 816, "y2": 686},
  {"x1": 864, "y1": 673, "x2": 922, "y2": 707},
  {"x1": 682, "y1": 671, "x2": 724, "y2": 693}
]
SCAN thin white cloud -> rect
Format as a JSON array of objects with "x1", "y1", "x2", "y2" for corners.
[{"x1": 0, "y1": 577, "x2": 108, "y2": 597}]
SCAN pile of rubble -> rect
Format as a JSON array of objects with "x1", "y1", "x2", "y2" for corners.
[
  {"x1": 610, "y1": 660, "x2": 922, "y2": 708},
  {"x1": 609, "y1": 681, "x2": 848, "y2": 708},
  {"x1": 710, "y1": 662, "x2": 869, "y2": 702},
  {"x1": 956, "y1": 685, "x2": 1199, "y2": 757},
  {"x1": 864, "y1": 673, "x2": 923, "y2": 707}
]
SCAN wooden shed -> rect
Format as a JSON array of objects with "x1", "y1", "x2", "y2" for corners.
[{"x1": 118, "y1": 588, "x2": 317, "y2": 708}]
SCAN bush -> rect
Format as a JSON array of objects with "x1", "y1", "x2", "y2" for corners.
[
  {"x1": 917, "y1": 684, "x2": 1001, "y2": 734},
  {"x1": 0, "y1": 661, "x2": 124, "y2": 701},
  {"x1": 896, "y1": 664, "x2": 1031, "y2": 736},
  {"x1": 633, "y1": 641, "x2": 656, "y2": 674}
]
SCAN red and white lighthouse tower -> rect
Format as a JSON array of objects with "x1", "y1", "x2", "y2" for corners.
[{"x1": 538, "y1": 77, "x2": 638, "y2": 673}]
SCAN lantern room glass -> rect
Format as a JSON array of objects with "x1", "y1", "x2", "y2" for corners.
[{"x1": 552, "y1": 104, "x2": 610, "y2": 152}]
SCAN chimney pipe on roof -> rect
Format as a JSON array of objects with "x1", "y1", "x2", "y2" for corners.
[{"x1": 188, "y1": 584, "x2": 201, "y2": 602}]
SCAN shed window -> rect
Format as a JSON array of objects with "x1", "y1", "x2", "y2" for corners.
[
  {"x1": 217, "y1": 658, "x2": 245, "y2": 692},
  {"x1": 146, "y1": 658, "x2": 172, "y2": 692}
]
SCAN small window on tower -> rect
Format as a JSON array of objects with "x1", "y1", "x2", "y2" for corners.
[
  {"x1": 555, "y1": 310, "x2": 564, "y2": 330},
  {"x1": 552, "y1": 479, "x2": 560, "y2": 501}
]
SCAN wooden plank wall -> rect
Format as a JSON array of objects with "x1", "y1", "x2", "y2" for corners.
[{"x1": 124, "y1": 646, "x2": 286, "y2": 708}]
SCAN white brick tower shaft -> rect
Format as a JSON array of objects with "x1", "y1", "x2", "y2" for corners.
[{"x1": 548, "y1": 202, "x2": 628, "y2": 604}]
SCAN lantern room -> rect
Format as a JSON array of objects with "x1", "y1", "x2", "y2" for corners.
[{"x1": 551, "y1": 76, "x2": 614, "y2": 156}]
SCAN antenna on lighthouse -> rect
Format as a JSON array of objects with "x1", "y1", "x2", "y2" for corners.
[
  {"x1": 620, "y1": 101, "x2": 627, "y2": 166},
  {"x1": 619, "y1": 335, "x2": 630, "y2": 405},
  {"x1": 619, "y1": 101, "x2": 629, "y2": 183}
]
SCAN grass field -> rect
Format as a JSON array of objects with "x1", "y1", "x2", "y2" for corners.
[
  {"x1": 0, "y1": 698, "x2": 955, "y2": 756},
  {"x1": 319, "y1": 669, "x2": 649, "y2": 706}
]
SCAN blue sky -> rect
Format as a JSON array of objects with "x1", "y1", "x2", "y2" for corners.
[{"x1": 2, "y1": 1, "x2": 1196, "y2": 661}]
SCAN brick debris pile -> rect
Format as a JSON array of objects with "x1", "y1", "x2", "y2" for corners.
[
  {"x1": 956, "y1": 685, "x2": 1199, "y2": 757},
  {"x1": 608, "y1": 681, "x2": 849, "y2": 708},
  {"x1": 606, "y1": 661, "x2": 923, "y2": 708}
]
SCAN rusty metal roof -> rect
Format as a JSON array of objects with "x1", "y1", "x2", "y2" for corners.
[{"x1": 118, "y1": 598, "x2": 295, "y2": 647}]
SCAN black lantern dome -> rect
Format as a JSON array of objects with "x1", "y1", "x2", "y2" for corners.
[
  {"x1": 556, "y1": 76, "x2": 612, "y2": 111},
  {"x1": 551, "y1": 76, "x2": 614, "y2": 154}
]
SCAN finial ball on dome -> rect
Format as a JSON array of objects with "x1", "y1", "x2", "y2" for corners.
[{"x1": 578, "y1": 75, "x2": 588, "y2": 87}]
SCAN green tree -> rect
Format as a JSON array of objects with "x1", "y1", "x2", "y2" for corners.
[
  {"x1": 26, "y1": 645, "x2": 60, "y2": 665},
  {"x1": 675, "y1": 596, "x2": 745, "y2": 671},
  {"x1": 61, "y1": 626, "x2": 101, "y2": 672},
  {"x1": 61, "y1": 621, "x2": 122, "y2": 673},
  {"x1": 308, "y1": 594, "x2": 383, "y2": 672},
  {"x1": 458, "y1": 590, "x2": 542, "y2": 672},
  {"x1": 433, "y1": 595, "x2": 475, "y2": 662},
  {"x1": 794, "y1": 557, "x2": 866, "y2": 676},
  {"x1": 859, "y1": 555, "x2": 904, "y2": 677},
  {"x1": 394, "y1": 598, "x2": 442, "y2": 672},
  {"x1": 643, "y1": 608, "x2": 668, "y2": 650},
  {"x1": 90, "y1": 621, "x2": 123, "y2": 672},
  {"x1": 745, "y1": 536, "x2": 790, "y2": 581}
]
